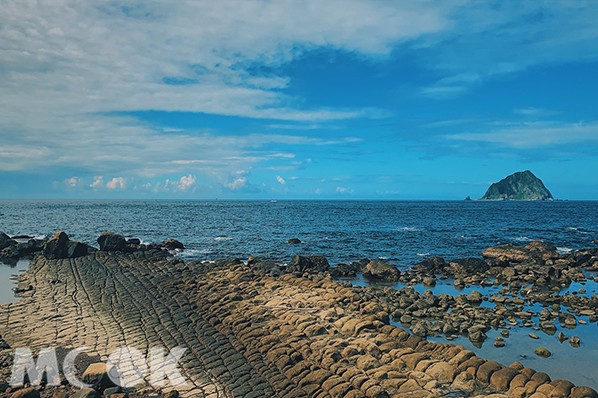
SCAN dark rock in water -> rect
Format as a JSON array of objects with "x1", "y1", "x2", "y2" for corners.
[
  {"x1": 448, "y1": 258, "x2": 489, "y2": 276},
  {"x1": 363, "y1": 260, "x2": 400, "y2": 282},
  {"x1": 330, "y1": 262, "x2": 362, "y2": 277},
  {"x1": 480, "y1": 170, "x2": 553, "y2": 200},
  {"x1": 0, "y1": 244, "x2": 20, "y2": 265},
  {"x1": 10, "y1": 235, "x2": 35, "y2": 240},
  {"x1": 43, "y1": 231, "x2": 70, "y2": 259},
  {"x1": 0, "y1": 231, "x2": 16, "y2": 250},
  {"x1": 162, "y1": 238, "x2": 184, "y2": 251},
  {"x1": 287, "y1": 255, "x2": 329, "y2": 274},
  {"x1": 464, "y1": 196, "x2": 472, "y2": 201},
  {"x1": 247, "y1": 256, "x2": 282, "y2": 276},
  {"x1": 569, "y1": 336, "x2": 581, "y2": 347},
  {"x1": 288, "y1": 238, "x2": 302, "y2": 244},
  {"x1": 97, "y1": 232, "x2": 127, "y2": 251},
  {"x1": 16, "y1": 239, "x2": 45, "y2": 256},
  {"x1": 535, "y1": 347, "x2": 551, "y2": 357},
  {"x1": 127, "y1": 238, "x2": 141, "y2": 245},
  {"x1": 412, "y1": 256, "x2": 445, "y2": 276}
]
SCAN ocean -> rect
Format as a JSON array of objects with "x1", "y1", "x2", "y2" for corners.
[
  {"x1": 1, "y1": 200, "x2": 597, "y2": 266},
  {"x1": 1, "y1": 199, "x2": 598, "y2": 387}
]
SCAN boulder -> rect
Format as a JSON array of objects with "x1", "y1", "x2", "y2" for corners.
[
  {"x1": 43, "y1": 231, "x2": 70, "y2": 259},
  {"x1": 0, "y1": 232, "x2": 16, "y2": 250},
  {"x1": 448, "y1": 258, "x2": 489, "y2": 276},
  {"x1": 412, "y1": 256, "x2": 445, "y2": 275},
  {"x1": 330, "y1": 262, "x2": 362, "y2": 278},
  {"x1": 363, "y1": 260, "x2": 400, "y2": 282},
  {"x1": 247, "y1": 257, "x2": 282, "y2": 276},
  {"x1": 161, "y1": 238, "x2": 184, "y2": 251},
  {"x1": 288, "y1": 238, "x2": 302, "y2": 244},
  {"x1": 42, "y1": 231, "x2": 90, "y2": 259},
  {"x1": 287, "y1": 255, "x2": 329, "y2": 274},
  {"x1": 97, "y1": 232, "x2": 127, "y2": 252}
]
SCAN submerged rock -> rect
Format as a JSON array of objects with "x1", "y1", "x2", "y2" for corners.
[
  {"x1": 362, "y1": 260, "x2": 400, "y2": 282},
  {"x1": 287, "y1": 238, "x2": 302, "y2": 244}
]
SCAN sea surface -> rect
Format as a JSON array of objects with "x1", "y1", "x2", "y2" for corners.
[
  {"x1": 1, "y1": 200, "x2": 597, "y2": 266},
  {"x1": 1, "y1": 200, "x2": 598, "y2": 387}
]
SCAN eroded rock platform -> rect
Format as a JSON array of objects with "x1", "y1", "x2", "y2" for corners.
[{"x1": 1, "y1": 253, "x2": 596, "y2": 398}]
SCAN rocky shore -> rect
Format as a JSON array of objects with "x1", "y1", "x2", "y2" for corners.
[{"x1": 0, "y1": 231, "x2": 597, "y2": 397}]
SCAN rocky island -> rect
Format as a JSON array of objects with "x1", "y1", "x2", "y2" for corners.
[{"x1": 480, "y1": 171, "x2": 554, "y2": 201}]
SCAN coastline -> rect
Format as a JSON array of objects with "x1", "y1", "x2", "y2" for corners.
[{"x1": 1, "y1": 232, "x2": 597, "y2": 397}]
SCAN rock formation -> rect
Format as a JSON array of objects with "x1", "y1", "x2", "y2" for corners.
[{"x1": 480, "y1": 170, "x2": 554, "y2": 200}]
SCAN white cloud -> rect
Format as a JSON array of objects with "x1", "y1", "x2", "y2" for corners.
[
  {"x1": 106, "y1": 177, "x2": 126, "y2": 190},
  {"x1": 0, "y1": 0, "x2": 450, "y2": 188},
  {"x1": 65, "y1": 177, "x2": 80, "y2": 187},
  {"x1": 178, "y1": 174, "x2": 196, "y2": 192},
  {"x1": 447, "y1": 121, "x2": 598, "y2": 149},
  {"x1": 276, "y1": 176, "x2": 286, "y2": 185},
  {"x1": 336, "y1": 186, "x2": 354, "y2": 194},
  {"x1": 226, "y1": 177, "x2": 247, "y2": 190},
  {"x1": 90, "y1": 176, "x2": 104, "y2": 189}
]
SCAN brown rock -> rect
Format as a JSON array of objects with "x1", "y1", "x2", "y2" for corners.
[
  {"x1": 476, "y1": 361, "x2": 503, "y2": 383},
  {"x1": 490, "y1": 367, "x2": 519, "y2": 391},
  {"x1": 425, "y1": 362, "x2": 459, "y2": 384}
]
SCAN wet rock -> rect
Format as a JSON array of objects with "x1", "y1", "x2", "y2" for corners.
[
  {"x1": 412, "y1": 256, "x2": 445, "y2": 276},
  {"x1": 331, "y1": 262, "x2": 362, "y2": 277},
  {"x1": 534, "y1": 347, "x2": 551, "y2": 358},
  {"x1": 529, "y1": 333, "x2": 539, "y2": 340},
  {"x1": 557, "y1": 332, "x2": 568, "y2": 343},
  {"x1": 287, "y1": 255, "x2": 329, "y2": 274},
  {"x1": 448, "y1": 258, "x2": 489, "y2": 277},
  {"x1": 16, "y1": 239, "x2": 45, "y2": 256},
  {"x1": 569, "y1": 336, "x2": 581, "y2": 347},
  {"x1": 423, "y1": 276, "x2": 436, "y2": 287},
  {"x1": 287, "y1": 238, "x2": 301, "y2": 244},
  {"x1": 0, "y1": 232, "x2": 16, "y2": 250},
  {"x1": 494, "y1": 337, "x2": 505, "y2": 348},
  {"x1": 466, "y1": 290, "x2": 483, "y2": 305},
  {"x1": 363, "y1": 260, "x2": 400, "y2": 282},
  {"x1": 161, "y1": 238, "x2": 184, "y2": 251},
  {"x1": 97, "y1": 232, "x2": 127, "y2": 252},
  {"x1": 540, "y1": 322, "x2": 556, "y2": 334},
  {"x1": 247, "y1": 257, "x2": 282, "y2": 276}
]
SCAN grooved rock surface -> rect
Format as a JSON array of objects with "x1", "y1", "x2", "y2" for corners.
[{"x1": 0, "y1": 253, "x2": 595, "y2": 397}]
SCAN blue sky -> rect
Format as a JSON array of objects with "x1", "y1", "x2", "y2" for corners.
[{"x1": 1, "y1": 1, "x2": 597, "y2": 199}]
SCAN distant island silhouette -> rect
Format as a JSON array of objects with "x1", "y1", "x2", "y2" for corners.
[{"x1": 480, "y1": 170, "x2": 554, "y2": 200}]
